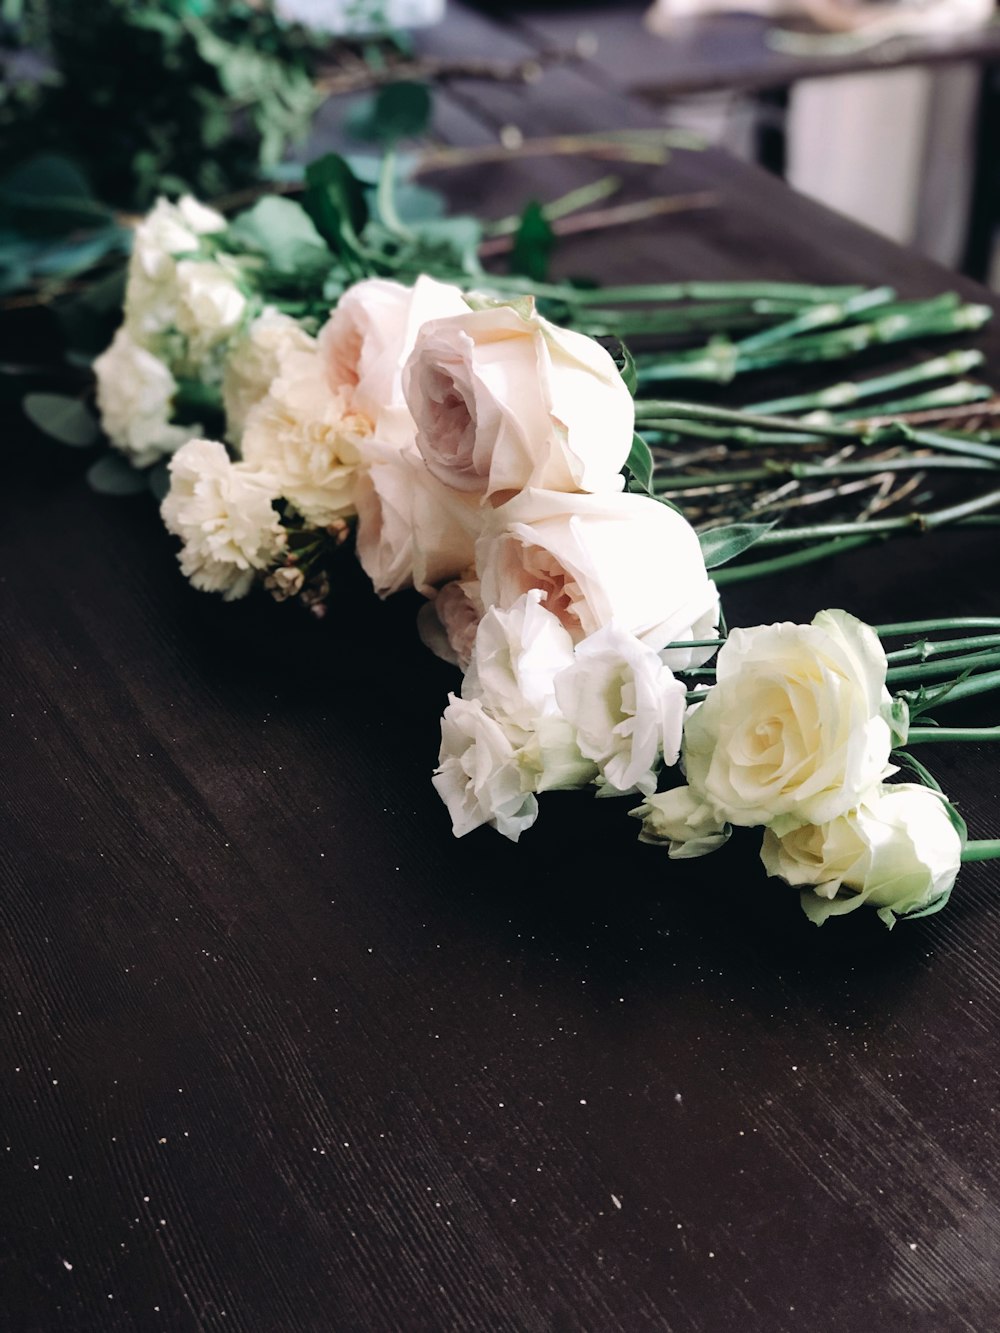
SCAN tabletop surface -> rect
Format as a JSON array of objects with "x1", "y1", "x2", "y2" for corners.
[{"x1": 5, "y1": 6, "x2": 1000, "y2": 1331}]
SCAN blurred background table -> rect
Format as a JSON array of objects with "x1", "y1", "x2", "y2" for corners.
[{"x1": 4, "y1": 4, "x2": 1000, "y2": 1330}]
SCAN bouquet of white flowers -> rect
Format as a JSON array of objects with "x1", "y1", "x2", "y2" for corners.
[{"x1": 42, "y1": 154, "x2": 999, "y2": 929}]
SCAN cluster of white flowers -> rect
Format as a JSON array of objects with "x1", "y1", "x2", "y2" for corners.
[
  {"x1": 94, "y1": 196, "x2": 247, "y2": 467},
  {"x1": 632, "y1": 610, "x2": 964, "y2": 926},
  {"x1": 94, "y1": 198, "x2": 980, "y2": 925}
]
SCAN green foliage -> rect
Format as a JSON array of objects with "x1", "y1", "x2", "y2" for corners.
[
  {"x1": 23, "y1": 392, "x2": 99, "y2": 446},
  {"x1": 86, "y1": 453, "x2": 150, "y2": 496},
  {"x1": 698, "y1": 522, "x2": 777, "y2": 569},
  {"x1": 346, "y1": 81, "x2": 433, "y2": 143},
  {"x1": 304, "y1": 153, "x2": 371, "y2": 259},
  {"x1": 511, "y1": 201, "x2": 554, "y2": 283},
  {"x1": 0, "y1": 1, "x2": 329, "y2": 211},
  {"x1": 227, "y1": 196, "x2": 328, "y2": 274},
  {"x1": 624, "y1": 432, "x2": 654, "y2": 495}
]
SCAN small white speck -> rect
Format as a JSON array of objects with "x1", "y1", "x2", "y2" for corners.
[
  {"x1": 674, "y1": 1093, "x2": 683, "y2": 1104},
  {"x1": 909, "y1": 1242, "x2": 918, "y2": 1251},
  {"x1": 611, "y1": 1194, "x2": 622, "y2": 1210},
  {"x1": 579, "y1": 1099, "x2": 587, "y2": 1106},
  {"x1": 62, "y1": 1260, "x2": 73, "y2": 1271},
  {"x1": 791, "y1": 1065, "x2": 798, "y2": 1071}
]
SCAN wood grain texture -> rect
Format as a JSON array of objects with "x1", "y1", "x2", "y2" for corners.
[{"x1": 3, "y1": 7, "x2": 1000, "y2": 1329}]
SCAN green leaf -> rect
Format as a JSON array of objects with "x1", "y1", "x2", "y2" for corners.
[
  {"x1": 86, "y1": 454, "x2": 150, "y2": 496},
  {"x1": 303, "y1": 153, "x2": 369, "y2": 258},
  {"x1": 0, "y1": 154, "x2": 111, "y2": 236},
  {"x1": 624, "y1": 431, "x2": 654, "y2": 494},
  {"x1": 699, "y1": 522, "x2": 778, "y2": 569},
  {"x1": 346, "y1": 81, "x2": 433, "y2": 144},
  {"x1": 228, "y1": 196, "x2": 329, "y2": 273},
  {"x1": 618, "y1": 343, "x2": 638, "y2": 396},
  {"x1": 511, "y1": 201, "x2": 554, "y2": 284},
  {"x1": 23, "y1": 393, "x2": 99, "y2": 447},
  {"x1": 407, "y1": 216, "x2": 482, "y2": 276}
]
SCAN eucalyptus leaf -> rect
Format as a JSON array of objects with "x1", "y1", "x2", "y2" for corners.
[
  {"x1": 86, "y1": 453, "x2": 150, "y2": 496},
  {"x1": 23, "y1": 392, "x2": 99, "y2": 447},
  {"x1": 228, "y1": 196, "x2": 329, "y2": 273},
  {"x1": 699, "y1": 522, "x2": 778, "y2": 569}
]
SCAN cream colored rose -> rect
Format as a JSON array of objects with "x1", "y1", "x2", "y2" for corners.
[
  {"x1": 683, "y1": 609, "x2": 893, "y2": 828},
  {"x1": 417, "y1": 577, "x2": 484, "y2": 669},
  {"x1": 403, "y1": 301, "x2": 634, "y2": 502},
  {"x1": 318, "y1": 275, "x2": 468, "y2": 442},
  {"x1": 761, "y1": 783, "x2": 962, "y2": 927},
  {"x1": 433, "y1": 694, "x2": 539, "y2": 841},
  {"x1": 94, "y1": 327, "x2": 196, "y2": 466},
  {"x1": 241, "y1": 345, "x2": 365, "y2": 526},
  {"x1": 160, "y1": 439, "x2": 284, "y2": 599},
  {"x1": 476, "y1": 488, "x2": 719, "y2": 657},
  {"x1": 353, "y1": 440, "x2": 481, "y2": 598},
  {"x1": 223, "y1": 308, "x2": 315, "y2": 442},
  {"x1": 554, "y1": 624, "x2": 686, "y2": 795},
  {"x1": 630, "y1": 786, "x2": 732, "y2": 858}
]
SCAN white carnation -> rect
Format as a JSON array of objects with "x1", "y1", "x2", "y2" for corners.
[
  {"x1": 417, "y1": 577, "x2": 484, "y2": 669},
  {"x1": 160, "y1": 439, "x2": 284, "y2": 600},
  {"x1": 433, "y1": 694, "x2": 539, "y2": 841},
  {"x1": 174, "y1": 260, "x2": 247, "y2": 362},
  {"x1": 241, "y1": 345, "x2": 366, "y2": 526},
  {"x1": 125, "y1": 196, "x2": 227, "y2": 345},
  {"x1": 223, "y1": 308, "x2": 315, "y2": 443},
  {"x1": 94, "y1": 327, "x2": 196, "y2": 467},
  {"x1": 554, "y1": 624, "x2": 687, "y2": 795}
]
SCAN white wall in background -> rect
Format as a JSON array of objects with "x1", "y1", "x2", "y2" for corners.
[
  {"x1": 275, "y1": 0, "x2": 444, "y2": 32},
  {"x1": 786, "y1": 66, "x2": 978, "y2": 266},
  {"x1": 788, "y1": 68, "x2": 932, "y2": 245}
]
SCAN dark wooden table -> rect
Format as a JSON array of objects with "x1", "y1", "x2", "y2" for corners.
[{"x1": 5, "y1": 7, "x2": 1000, "y2": 1330}]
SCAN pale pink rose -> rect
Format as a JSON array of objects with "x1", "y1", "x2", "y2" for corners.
[
  {"x1": 403, "y1": 301, "x2": 634, "y2": 503},
  {"x1": 318, "y1": 275, "x2": 468, "y2": 442},
  {"x1": 417, "y1": 577, "x2": 484, "y2": 669},
  {"x1": 476, "y1": 488, "x2": 719, "y2": 661},
  {"x1": 354, "y1": 440, "x2": 481, "y2": 598}
]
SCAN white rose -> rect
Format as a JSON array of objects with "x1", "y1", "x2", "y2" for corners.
[
  {"x1": 94, "y1": 327, "x2": 196, "y2": 467},
  {"x1": 223, "y1": 308, "x2": 315, "y2": 442},
  {"x1": 174, "y1": 260, "x2": 247, "y2": 361},
  {"x1": 630, "y1": 786, "x2": 732, "y2": 858},
  {"x1": 554, "y1": 625, "x2": 686, "y2": 795},
  {"x1": 125, "y1": 196, "x2": 227, "y2": 344},
  {"x1": 476, "y1": 488, "x2": 720, "y2": 656},
  {"x1": 353, "y1": 440, "x2": 480, "y2": 598},
  {"x1": 241, "y1": 345, "x2": 365, "y2": 526},
  {"x1": 432, "y1": 694, "x2": 539, "y2": 841},
  {"x1": 160, "y1": 439, "x2": 284, "y2": 600},
  {"x1": 761, "y1": 783, "x2": 962, "y2": 928},
  {"x1": 417, "y1": 577, "x2": 484, "y2": 669},
  {"x1": 683, "y1": 609, "x2": 893, "y2": 828},
  {"x1": 319, "y1": 275, "x2": 468, "y2": 442},
  {"x1": 403, "y1": 301, "x2": 635, "y2": 502}
]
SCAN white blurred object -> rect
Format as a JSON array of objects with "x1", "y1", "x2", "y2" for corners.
[
  {"x1": 646, "y1": 0, "x2": 993, "y2": 39},
  {"x1": 275, "y1": 0, "x2": 445, "y2": 34}
]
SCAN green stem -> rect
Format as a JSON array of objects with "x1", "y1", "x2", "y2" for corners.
[
  {"x1": 907, "y1": 726, "x2": 1000, "y2": 744},
  {"x1": 713, "y1": 534, "x2": 876, "y2": 585},
  {"x1": 886, "y1": 635, "x2": 1000, "y2": 664},
  {"x1": 961, "y1": 840, "x2": 1000, "y2": 862},
  {"x1": 878, "y1": 617, "x2": 1000, "y2": 636},
  {"x1": 886, "y1": 650, "x2": 1000, "y2": 685},
  {"x1": 733, "y1": 286, "x2": 895, "y2": 354},
  {"x1": 905, "y1": 668, "x2": 1000, "y2": 707},
  {"x1": 746, "y1": 350, "x2": 985, "y2": 415}
]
